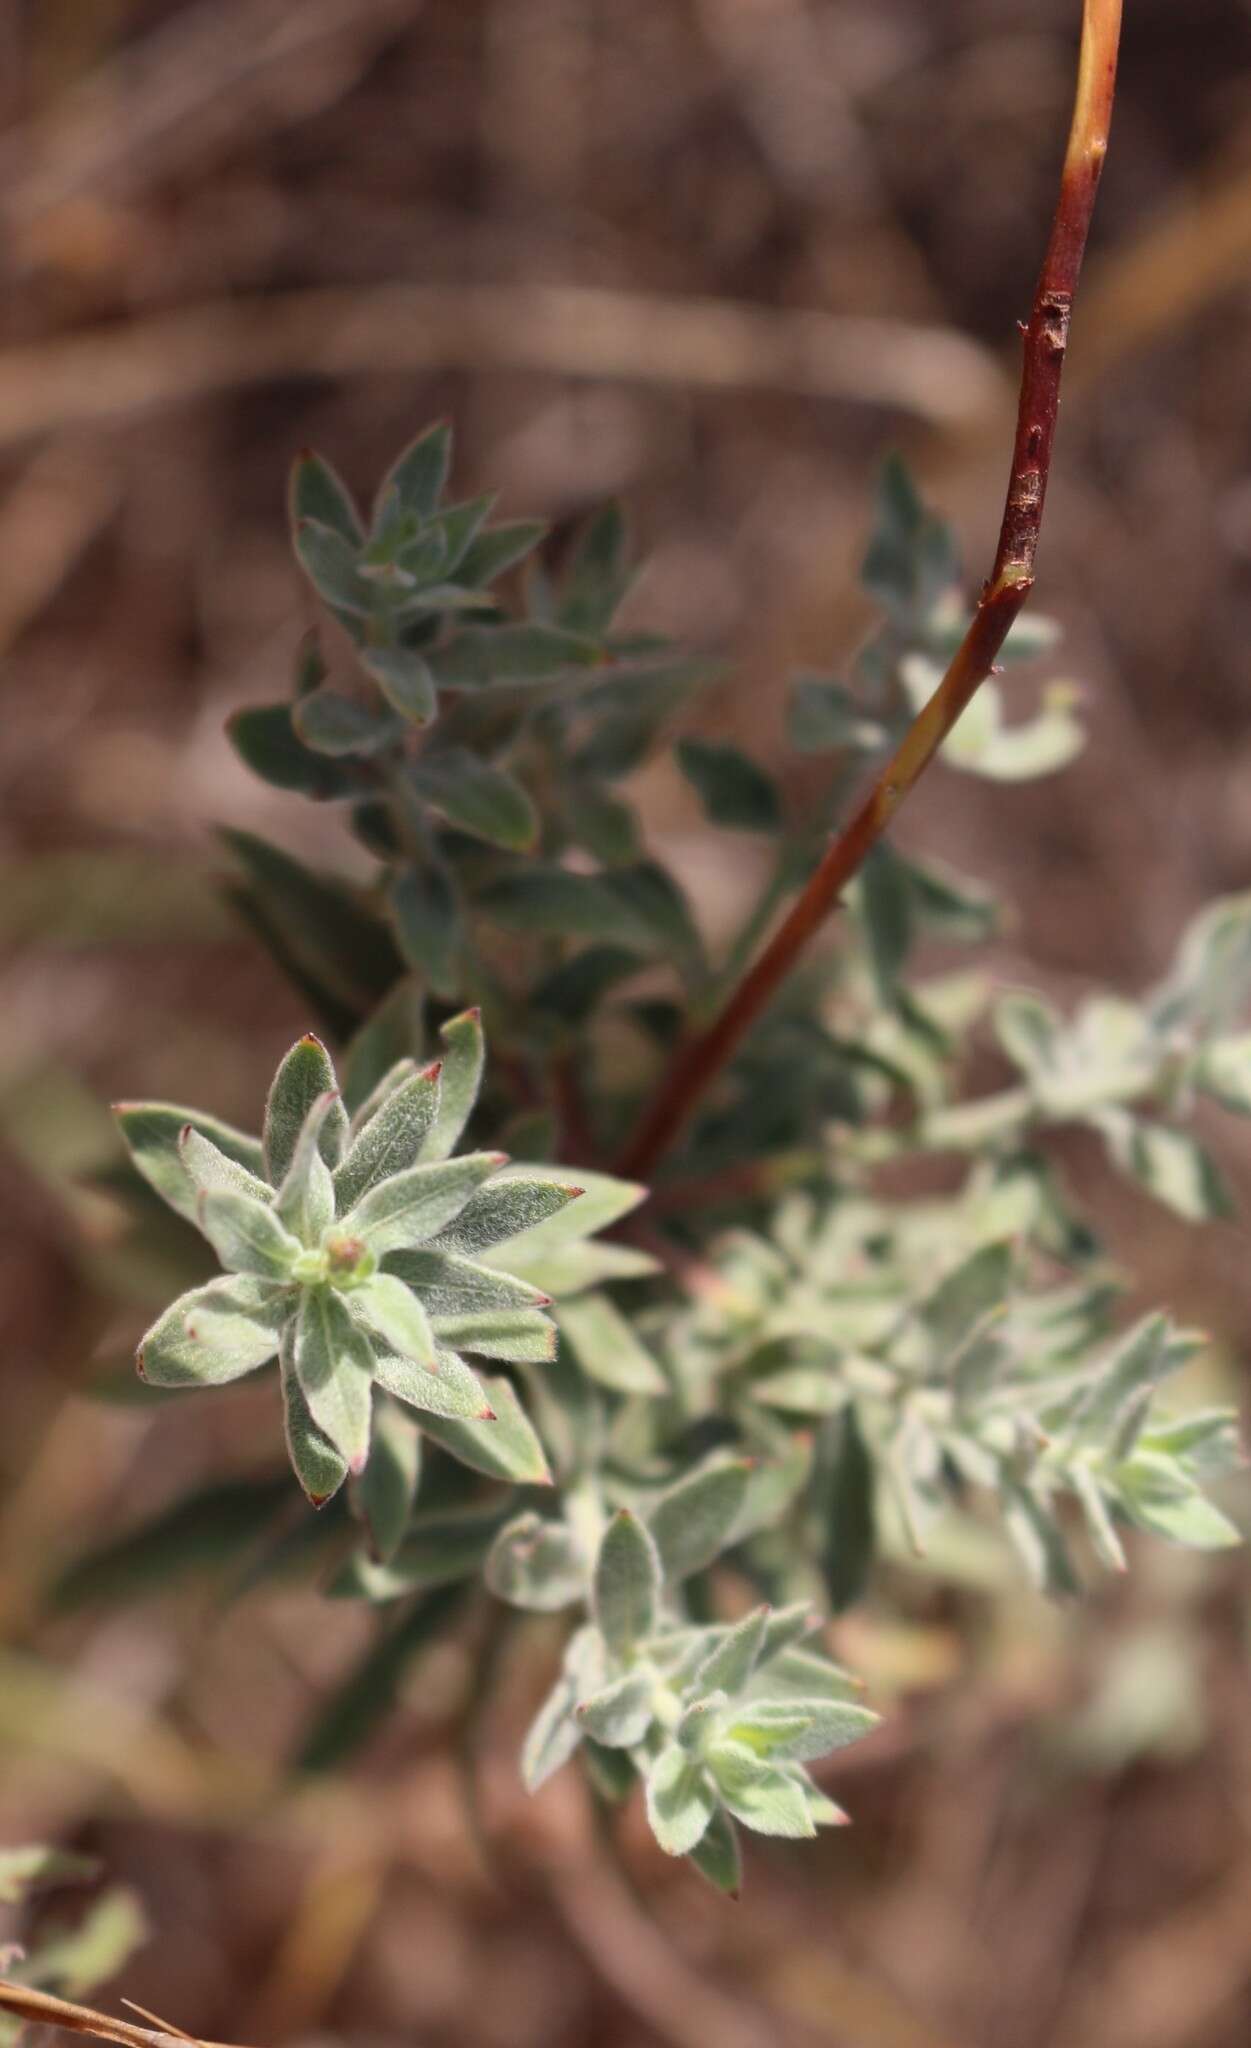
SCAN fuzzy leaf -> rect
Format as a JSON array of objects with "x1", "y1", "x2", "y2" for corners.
[
  {"x1": 650, "y1": 1460, "x2": 751, "y2": 1582},
  {"x1": 115, "y1": 1103, "x2": 266, "y2": 1224},
  {"x1": 294, "y1": 1287, "x2": 375, "y2": 1470},
  {"x1": 341, "y1": 1152, "x2": 502, "y2": 1256},
  {"x1": 264, "y1": 1035, "x2": 347, "y2": 1184},
  {"x1": 333, "y1": 1062, "x2": 443, "y2": 1213},
  {"x1": 431, "y1": 623, "x2": 600, "y2": 687},
  {"x1": 281, "y1": 1328, "x2": 349, "y2": 1506},
  {"x1": 486, "y1": 1512, "x2": 584, "y2": 1611},
  {"x1": 290, "y1": 450, "x2": 363, "y2": 544},
  {"x1": 577, "y1": 1668, "x2": 654, "y2": 1747},
  {"x1": 137, "y1": 1276, "x2": 288, "y2": 1387},
  {"x1": 433, "y1": 1307, "x2": 556, "y2": 1363},
  {"x1": 358, "y1": 644, "x2": 438, "y2": 725},
  {"x1": 434, "y1": 1168, "x2": 584, "y2": 1256},
  {"x1": 294, "y1": 517, "x2": 373, "y2": 614},
  {"x1": 457, "y1": 518, "x2": 548, "y2": 587},
  {"x1": 353, "y1": 1394, "x2": 422, "y2": 1560},
  {"x1": 415, "y1": 1371, "x2": 551, "y2": 1483},
  {"x1": 351, "y1": 1271, "x2": 438, "y2": 1367},
  {"x1": 1093, "y1": 1107, "x2": 1235, "y2": 1223},
  {"x1": 179, "y1": 1126, "x2": 272, "y2": 1205},
  {"x1": 559, "y1": 502, "x2": 632, "y2": 634},
  {"x1": 686, "y1": 1806, "x2": 742, "y2": 1895},
  {"x1": 677, "y1": 738, "x2": 780, "y2": 833},
  {"x1": 294, "y1": 685, "x2": 399, "y2": 758},
  {"x1": 422, "y1": 1007, "x2": 484, "y2": 1161},
  {"x1": 522, "y1": 1674, "x2": 582, "y2": 1792},
  {"x1": 385, "y1": 1246, "x2": 550, "y2": 1315},
  {"x1": 336, "y1": 1506, "x2": 502, "y2": 1602},
  {"x1": 692, "y1": 1607, "x2": 769, "y2": 1697},
  {"x1": 198, "y1": 1189, "x2": 302, "y2": 1278},
  {"x1": 411, "y1": 749, "x2": 539, "y2": 850},
  {"x1": 274, "y1": 1092, "x2": 339, "y2": 1244},
  {"x1": 555, "y1": 1290, "x2": 667, "y2": 1395},
  {"x1": 645, "y1": 1745, "x2": 717, "y2": 1856},
  {"x1": 390, "y1": 865, "x2": 461, "y2": 995},
  {"x1": 593, "y1": 1510, "x2": 661, "y2": 1658},
  {"x1": 228, "y1": 701, "x2": 359, "y2": 800},
  {"x1": 370, "y1": 1343, "x2": 490, "y2": 1422},
  {"x1": 707, "y1": 1743, "x2": 816, "y2": 1839},
  {"x1": 376, "y1": 421, "x2": 451, "y2": 522},
  {"x1": 724, "y1": 1697, "x2": 878, "y2": 1763}
]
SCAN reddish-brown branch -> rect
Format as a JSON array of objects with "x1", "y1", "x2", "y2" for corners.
[{"x1": 619, "y1": 0, "x2": 1122, "y2": 1182}]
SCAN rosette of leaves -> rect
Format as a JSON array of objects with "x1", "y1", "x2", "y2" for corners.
[
  {"x1": 516, "y1": 1494, "x2": 877, "y2": 1892},
  {"x1": 115, "y1": 1011, "x2": 639, "y2": 1529},
  {"x1": 665, "y1": 1187, "x2": 1241, "y2": 1601}
]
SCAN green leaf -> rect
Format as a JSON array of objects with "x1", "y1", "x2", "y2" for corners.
[
  {"x1": 576, "y1": 1668, "x2": 654, "y2": 1747},
  {"x1": 114, "y1": 1102, "x2": 266, "y2": 1224},
  {"x1": 649, "y1": 1459, "x2": 751, "y2": 1582},
  {"x1": 859, "y1": 841, "x2": 913, "y2": 1002},
  {"x1": 485, "y1": 1512, "x2": 585, "y2": 1611},
  {"x1": 479, "y1": 1166, "x2": 645, "y2": 1273},
  {"x1": 358, "y1": 644, "x2": 438, "y2": 725},
  {"x1": 290, "y1": 449, "x2": 363, "y2": 544},
  {"x1": 179, "y1": 1126, "x2": 272, "y2": 1205},
  {"x1": 457, "y1": 517, "x2": 549, "y2": 588},
  {"x1": 816, "y1": 1407, "x2": 875, "y2": 1613},
  {"x1": 995, "y1": 990, "x2": 1063, "y2": 1081},
  {"x1": 370, "y1": 1343, "x2": 491, "y2": 1422},
  {"x1": 410, "y1": 749, "x2": 539, "y2": 850},
  {"x1": 435, "y1": 1169, "x2": 584, "y2": 1255},
  {"x1": 563, "y1": 779, "x2": 641, "y2": 866},
  {"x1": 1113, "y1": 1449, "x2": 1241, "y2": 1550},
  {"x1": 593, "y1": 1510, "x2": 661, "y2": 1658},
  {"x1": 334, "y1": 1505, "x2": 503, "y2": 1602},
  {"x1": 559, "y1": 502, "x2": 633, "y2": 634},
  {"x1": 725, "y1": 1697, "x2": 878, "y2": 1762},
  {"x1": 274, "y1": 1093, "x2": 339, "y2": 1244},
  {"x1": 294, "y1": 1287, "x2": 376, "y2": 1470},
  {"x1": 788, "y1": 676, "x2": 884, "y2": 756},
  {"x1": 137, "y1": 1276, "x2": 289, "y2": 1387},
  {"x1": 861, "y1": 453, "x2": 956, "y2": 626},
  {"x1": 522, "y1": 1671, "x2": 583, "y2": 1792},
  {"x1": 375, "y1": 421, "x2": 452, "y2": 522},
  {"x1": 222, "y1": 829, "x2": 403, "y2": 1019},
  {"x1": 281, "y1": 1330, "x2": 349, "y2": 1506},
  {"x1": 1152, "y1": 893, "x2": 1251, "y2": 1035},
  {"x1": 294, "y1": 685, "x2": 400, "y2": 758},
  {"x1": 341, "y1": 1152, "x2": 502, "y2": 1256},
  {"x1": 686, "y1": 1806, "x2": 742, "y2": 1895},
  {"x1": 1195, "y1": 1034, "x2": 1251, "y2": 1115},
  {"x1": 431, "y1": 623, "x2": 600, "y2": 688},
  {"x1": 294, "y1": 517, "x2": 373, "y2": 615},
  {"x1": 353, "y1": 1393, "x2": 421, "y2": 1560},
  {"x1": 197, "y1": 1188, "x2": 302, "y2": 1278},
  {"x1": 385, "y1": 1246, "x2": 551, "y2": 1315},
  {"x1": 1001, "y1": 1476, "x2": 1080, "y2": 1596},
  {"x1": 52, "y1": 1475, "x2": 289, "y2": 1612},
  {"x1": 645, "y1": 1744, "x2": 717, "y2": 1856},
  {"x1": 390, "y1": 865, "x2": 461, "y2": 997},
  {"x1": 0, "y1": 1847, "x2": 102, "y2": 1905},
  {"x1": 415, "y1": 1371, "x2": 551, "y2": 1483},
  {"x1": 422, "y1": 1007, "x2": 485, "y2": 1161},
  {"x1": 1093, "y1": 1107, "x2": 1235, "y2": 1222},
  {"x1": 555, "y1": 1290, "x2": 667, "y2": 1395},
  {"x1": 333, "y1": 1061, "x2": 442, "y2": 1213},
  {"x1": 433, "y1": 1307, "x2": 556, "y2": 1363},
  {"x1": 342, "y1": 978, "x2": 425, "y2": 1117},
  {"x1": 677, "y1": 738, "x2": 781, "y2": 833},
  {"x1": 692, "y1": 1608, "x2": 768, "y2": 1697},
  {"x1": 919, "y1": 1241, "x2": 1014, "y2": 1353},
  {"x1": 351, "y1": 1271, "x2": 439, "y2": 1367},
  {"x1": 228, "y1": 702, "x2": 359, "y2": 800},
  {"x1": 707, "y1": 1743, "x2": 816, "y2": 1839},
  {"x1": 264, "y1": 1035, "x2": 346, "y2": 1184}
]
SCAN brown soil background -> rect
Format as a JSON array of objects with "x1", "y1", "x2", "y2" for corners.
[{"x1": 2, "y1": 3, "x2": 1251, "y2": 2045}]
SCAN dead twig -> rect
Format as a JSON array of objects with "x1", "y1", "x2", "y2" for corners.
[{"x1": 0, "y1": 1982, "x2": 251, "y2": 2048}]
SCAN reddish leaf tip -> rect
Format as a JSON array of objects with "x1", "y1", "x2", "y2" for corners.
[{"x1": 477, "y1": 1405, "x2": 497, "y2": 1422}]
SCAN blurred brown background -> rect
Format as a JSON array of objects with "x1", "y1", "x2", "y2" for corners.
[{"x1": 3, "y1": 2, "x2": 1251, "y2": 2045}]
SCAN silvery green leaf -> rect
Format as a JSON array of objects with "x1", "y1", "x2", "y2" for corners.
[
  {"x1": 280, "y1": 1327, "x2": 348, "y2": 1506},
  {"x1": 457, "y1": 517, "x2": 547, "y2": 588},
  {"x1": 334, "y1": 1061, "x2": 443, "y2": 1213},
  {"x1": 676, "y1": 1693, "x2": 726, "y2": 1753},
  {"x1": 348, "y1": 1058, "x2": 419, "y2": 1138},
  {"x1": 686, "y1": 1805, "x2": 741, "y2": 1896},
  {"x1": 757, "y1": 1604, "x2": 822, "y2": 1662},
  {"x1": 1069, "y1": 1464, "x2": 1126, "y2": 1572},
  {"x1": 410, "y1": 748, "x2": 539, "y2": 851},
  {"x1": 431, "y1": 623, "x2": 600, "y2": 687},
  {"x1": 179, "y1": 1126, "x2": 272, "y2": 1204},
  {"x1": 375, "y1": 421, "x2": 451, "y2": 523},
  {"x1": 114, "y1": 1102, "x2": 266, "y2": 1223},
  {"x1": 943, "y1": 681, "x2": 1084, "y2": 781},
  {"x1": 370, "y1": 1342, "x2": 490, "y2": 1421},
  {"x1": 1150, "y1": 892, "x2": 1251, "y2": 1035},
  {"x1": 788, "y1": 676, "x2": 884, "y2": 756},
  {"x1": 645, "y1": 1744, "x2": 717, "y2": 1856},
  {"x1": 479, "y1": 1169, "x2": 646, "y2": 1291},
  {"x1": 743, "y1": 1645, "x2": 863, "y2": 1706},
  {"x1": 420, "y1": 1007, "x2": 485, "y2": 1163},
  {"x1": 294, "y1": 1287, "x2": 375, "y2": 1470},
  {"x1": 342, "y1": 978, "x2": 424, "y2": 1120},
  {"x1": 434, "y1": 1169, "x2": 584, "y2": 1255},
  {"x1": 1064, "y1": 1313, "x2": 1178, "y2": 1453},
  {"x1": 676, "y1": 738, "x2": 781, "y2": 833},
  {"x1": 724, "y1": 1697, "x2": 878, "y2": 1763},
  {"x1": 138, "y1": 1276, "x2": 289, "y2": 1387},
  {"x1": 197, "y1": 1190, "x2": 302, "y2": 1279},
  {"x1": 290, "y1": 449, "x2": 363, "y2": 544},
  {"x1": 264, "y1": 1035, "x2": 346, "y2": 1184},
  {"x1": 0, "y1": 1846, "x2": 101, "y2": 1906},
  {"x1": 555, "y1": 1291, "x2": 667, "y2": 1395},
  {"x1": 485, "y1": 1512, "x2": 584, "y2": 1611},
  {"x1": 1142, "y1": 1409, "x2": 1240, "y2": 1477},
  {"x1": 389, "y1": 865, "x2": 461, "y2": 995},
  {"x1": 1194, "y1": 1035, "x2": 1251, "y2": 1115},
  {"x1": 353, "y1": 1393, "x2": 422, "y2": 1561},
  {"x1": 356, "y1": 648, "x2": 435, "y2": 730},
  {"x1": 650, "y1": 1459, "x2": 751, "y2": 1582},
  {"x1": 229, "y1": 700, "x2": 359, "y2": 800},
  {"x1": 494, "y1": 1237, "x2": 659, "y2": 1298},
  {"x1": 1092, "y1": 1107, "x2": 1234, "y2": 1222},
  {"x1": 335, "y1": 1504, "x2": 503, "y2": 1603},
  {"x1": 522, "y1": 1672, "x2": 582, "y2": 1792},
  {"x1": 384, "y1": 1246, "x2": 550, "y2": 1315},
  {"x1": 351, "y1": 1272, "x2": 438, "y2": 1367},
  {"x1": 433, "y1": 492, "x2": 495, "y2": 574},
  {"x1": 707, "y1": 1742, "x2": 816, "y2": 1839},
  {"x1": 576, "y1": 1668, "x2": 655, "y2": 1747},
  {"x1": 563, "y1": 779, "x2": 641, "y2": 866},
  {"x1": 274, "y1": 1092, "x2": 339, "y2": 1244},
  {"x1": 581, "y1": 1738, "x2": 638, "y2": 1804},
  {"x1": 1001, "y1": 1476, "x2": 1080, "y2": 1595},
  {"x1": 294, "y1": 517, "x2": 373, "y2": 615},
  {"x1": 692, "y1": 1607, "x2": 769, "y2": 1697},
  {"x1": 432, "y1": 1307, "x2": 556, "y2": 1363},
  {"x1": 919, "y1": 1241, "x2": 1015, "y2": 1353},
  {"x1": 858, "y1": 841, "x2": 912, "y2": 1002},
  {"x1": 416, "y1": 1371, "x2": 551, "y2": 1483},
  {"x1": 294, "y1": 685, "x2": 400, "y2": 758},
  {"x1": 593, "y1": 1510, "x2": 661, "y2": 1658},
  {"x1": 994, "y1": 989, "x2": 1063, "y2": 1081},
  {"x1": 558, "y1": 501, "x2": 632, "y2": 634},
  {"x1": 1112, "y1": 1449, "x2": 1241, "y2": 1550},
  {"x1": 341, "y1": 1152, "x2": 503, "y2": 1255}
]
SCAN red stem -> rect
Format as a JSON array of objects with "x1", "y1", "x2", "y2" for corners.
[{"x1": 620, "y1": 0, "x2": 1123, "y2": 1182}]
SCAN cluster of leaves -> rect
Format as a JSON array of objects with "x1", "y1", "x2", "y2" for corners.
[{"x1": 83, "y1": 425, "x2": 1245, "y2": 1890}]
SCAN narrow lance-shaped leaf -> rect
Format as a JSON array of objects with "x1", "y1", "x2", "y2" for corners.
[
  {"x1": 353, "y1": 1392, "x2": 421, "y2": 1559},
  {"x1": 434, "y1": 1171, "x2": 584, "y2": 1256},
  {"x1": 421, "y1": 1007, "x2": 484, "y2": 1162},
  {"x1": 290, "y1": 449, "x2": 363, "y2": 544},
  {"x1": 179, "y1": 1125, "x2": 272, "y2": 1205},
  {"x1": 198, "y1": 1189, "x2": 302, "y2": 1279},
  {"x1": 274, "y1": 1092, "x2": 339, "y2": 1244},
  {"x1": 281, "y1": 1327, "x2": 349, "y2": 1507},
  {"x1": 645, "y1": 1745, "x2": 717, "y2": 1857},
  {"x1": 341, "y1": 1153, "x2": 504, "y2": 1257},
  {"x1": 333, "y1": 1061, "x2": 444, "y2": 1213},
  {"x1": 137, "y1": 1277, "x2": 289, "y2": 1387},
  {"x1": 649, "y1": 1460, "x2": 751, "y2": 1583},
  {"x1": 294, "y1": 1287, "x2": 375, "y2": 1471},
  {"x1": 414, "y1": 1372, "x2": 551, "y2": 1483},
  {"x1": 593, "y1": 1510, "x2": 661, "y2": 1659},
  {"x1": 264, "y1": 1035, "x2": 346, "y2": 1184},
  {"x1": 556, "y1": 1290, "x2": 666, "y2": 1396},
  {"x1": 114, "y1": 1103, "x2": 266, "y2": 1223},
  {"x1": 370, "y1": 1342, "x2": 492, "y2": 1423}
]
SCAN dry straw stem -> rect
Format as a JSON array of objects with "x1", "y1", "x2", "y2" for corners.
[
  {"x1": 0, "y1": 1982, "x2": 250, "y2": 2048},
  {"x1": 620, "y1": 0, "x2": 1123, "y2": 1180}
]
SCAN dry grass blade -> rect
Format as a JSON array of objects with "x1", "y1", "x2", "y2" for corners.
[{"x1": 0, "y1": 1982, "x2": 251, "y2": 2048}]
